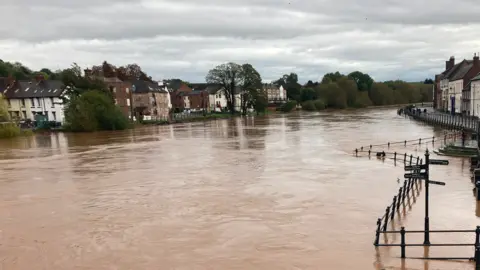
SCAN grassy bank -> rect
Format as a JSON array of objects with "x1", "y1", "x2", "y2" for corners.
[{"x1": 0, "y1": 123, "x2": 34, "y2": 139}]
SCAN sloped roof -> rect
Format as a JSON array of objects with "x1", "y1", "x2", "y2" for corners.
[
  {"x1": 206, "y1": 84, "x2": 242, "y2": 94},
  {"x1": 3, "y1": 80, "x2": 65, "y2": 99},
  {"x1": 450, "y1": 60, "x2": 473, "y2": 81},
  {"x1": 190, "y1": 83, "x2": 208, "y2": 91},
  {"x1": 131, "y1": 79, "x2": 167, "y2": 93}
]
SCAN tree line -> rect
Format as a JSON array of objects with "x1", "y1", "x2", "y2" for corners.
[{"x1": 273, "y1": 71, "x2": 433, "y2": 111}]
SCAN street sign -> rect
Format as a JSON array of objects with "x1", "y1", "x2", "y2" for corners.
[
  {"x1": 428, "y1": 180, "x2": 446, "y2": 186},
  {"x1": 405, "y1": 165, "x2": 426, "y2": 171},
  {"x1": 404, "y1": 173, "x2": 427, "y2": 179},
  {"x1": 429, "y1": 159, "x2": 449, "y2": 165}
]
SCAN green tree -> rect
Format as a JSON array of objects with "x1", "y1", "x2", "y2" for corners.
[
  {"x1": 274, "y1": 73, "x2": 302, "y2": 101},
  {"x1": 64, "y1": 90, "x2": 128, "y2": 132},
  {"x1": 0, "y1": 94, "x2": 9, "y2": 122},
  {"x1": 321, "y1": 71, "x2": 345, "y2": 83},
  {"x1": 206, "y1": 62, "x2": 243, "y2": 114},
  {"x1": 316, "y1": 83, "x2": 347, "y2": 108},
  {"x1": 301, "y1": 100, "x2": 316, "y2": 111},
  {"x1": 369, "y1": 83, "x2": 394, "y2": 105},
  {"x1": 348, "y1": 71, "x2": 373, "y2": 91},
  {"x1": 354, "y1": 91, "x2": 372, "y2": 107},
  {"x1": 240, "y1": 63, "x2": 263, "y2": 115},
  {"x1": 337, "y1": 77, "x2": 358, "y2": 107},
  {"x1": 300, "y1": 88, "x2": 317, "y2": 102}
]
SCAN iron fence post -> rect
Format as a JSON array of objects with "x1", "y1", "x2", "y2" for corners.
[{"x1": 400, "y1": 227, "x2": 406, "y2": 259}]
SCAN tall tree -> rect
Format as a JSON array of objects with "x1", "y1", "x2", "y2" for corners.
[
  {"x1": 321, "y1": 71, "x2": 344, "y2": 83},
  {"x1": 240, "y1": 64, "x2": 262, "y2": 115},
  {"x1": 348, "y1": 71, "x2": 374, "y2": 91},
  {"x1": 206, "y1": 62, "x2": 243, "y2": 114}
]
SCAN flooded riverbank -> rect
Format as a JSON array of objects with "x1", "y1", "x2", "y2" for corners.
[{"x1": 0, "y1": 108, "x2": 477, "y2": 269}]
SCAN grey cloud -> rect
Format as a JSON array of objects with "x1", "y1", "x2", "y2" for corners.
[{"x1": 1, "y1": 0, "x2": 480, "y2": 83}]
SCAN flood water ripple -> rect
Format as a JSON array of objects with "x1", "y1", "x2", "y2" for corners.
[{"x1": 0, "y1": 108, "x2": 478, "y2": 270}]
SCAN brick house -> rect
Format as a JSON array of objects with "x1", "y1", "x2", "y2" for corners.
[
  {"x1": 131, "y1": 79, "x2": 169, "y2": 120},
  {"x1": 166, "y1": 79, "x2": 193, "y2": 110},
  {"x1": 84, "y1": 69, "x2": 133, "y2": 119},
  {"x1": 188, "y1": 83, "x2": 209, "y2": 111}
]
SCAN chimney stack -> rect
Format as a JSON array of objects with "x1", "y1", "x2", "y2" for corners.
[
  {"x1": 446, "y1": 56, "x2": 455, "y2": 70},
  {"x1": 84, "y1": 69, "x2": 92, "y2": 77},
  {"x1": 474, "y1": 53, "x2": 479, "y2": 67},
  {"x1": 34, "y1": 74, "x2": 45, "y2": 83}
]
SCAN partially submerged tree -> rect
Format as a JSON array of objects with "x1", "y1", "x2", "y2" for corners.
[
  {"x1": 206, "y1": 63, "x2": 264, "y2": 115},
  {"x1": 240, "y1": 64, "x2": 262, "y2": 115},
  {"x1": 206, "y1": 62, "x2": 243, "y2": 114},
  {"x1": 0, "y1": 94, "x2": 10, "y2": 122}
]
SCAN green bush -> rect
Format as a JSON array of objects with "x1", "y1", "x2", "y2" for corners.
[
  {"x1": 279, "y1": 100, "x2": 297, "y2": 112},
  {"x1": 302, "y1": 100, "x2": 316, "y2": 111},
  {"x1": 64, "y1": 90, "x2": 129, "y2": 132},
  {"x1": 314, "y1": 99, "x2": 326, "y2": 110},
  {"x1": 0, "y1": 123, "x2": 21, "y2": 138}
]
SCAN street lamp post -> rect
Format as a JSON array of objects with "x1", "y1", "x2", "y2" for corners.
[{"x1": 130, "y1": 84, "x2": 136, "y2": 122}]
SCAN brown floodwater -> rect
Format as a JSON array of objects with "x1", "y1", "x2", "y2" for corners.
[{"x1": 0, "y1": 108, "x2": 478, "y2": 270}]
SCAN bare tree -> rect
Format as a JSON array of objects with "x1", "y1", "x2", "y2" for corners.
[{"x1": 206, "y1": 63, "x2": 243, "y2": 114}]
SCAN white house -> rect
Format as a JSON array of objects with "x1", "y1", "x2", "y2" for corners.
[
  {"x1": 207, "y1": 85, "x2": 243, "y2": 112},
  {"x1": 439, "y1": 54, "x2": 480, "y2": 114},
  {"x1": 2, "y1": 76, "x2": 66, "y2": 123},
  {"x1": 469, "y1": 75, "x2": 480, "y2": 117},
  {"x1": 263, "y1": 83, "x2": 287, "y2": 103}
]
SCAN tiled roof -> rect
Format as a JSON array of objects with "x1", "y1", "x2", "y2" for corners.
[
  {"x1": 131, "y1": 79, "x2": 168, "y2": 93},
  {"x1": 3, "y1": 80, "x2": 65, "y2": 99},
  {"x1": 190, "y1": 83, "x2": 208, "y2": 91},
  {"x1": 450, "y1": 61, "x2": 473, "y2": 81},
  {"x1": 206, "y1": 84, "x2": 242, "y2": 94}
]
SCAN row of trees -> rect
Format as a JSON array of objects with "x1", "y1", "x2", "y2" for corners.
[{"x1": 273, "y1": 71, "x2": 432, "y2": 110}]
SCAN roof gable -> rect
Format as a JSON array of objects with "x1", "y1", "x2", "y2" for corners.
[{"x1": 3, "y1": 79, "x2": 65, "y2": 99}]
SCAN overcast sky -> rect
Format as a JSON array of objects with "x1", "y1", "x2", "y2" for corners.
[{"x1": 1, "y1": 0, "x2": 480, "y2": 83}]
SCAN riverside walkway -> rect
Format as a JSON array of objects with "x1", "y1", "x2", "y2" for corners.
[{"x1": 404, "y1": 108, "x2": 480, "y2": 133}]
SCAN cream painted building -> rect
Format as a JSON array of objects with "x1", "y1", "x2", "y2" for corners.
[{"x1": 2, "y1": 77, "x2": 66, "y2": 122}]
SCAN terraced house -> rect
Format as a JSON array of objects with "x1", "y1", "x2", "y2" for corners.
[
  {"x1": 1, "y1": 75, "x2": 65, "y2": 123},
  {"x1": 435, "y1": 54, "x2": 480, "y2": 114},
  {"x1": 131, "y1": 79, "x2": 170, "y2": 120}
]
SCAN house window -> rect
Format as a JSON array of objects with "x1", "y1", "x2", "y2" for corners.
[
  {"x1": 36, "y1": 98, "x2": 41, "y2": 107},
  {"x1": 30, "y1": 98, "x2": 35, "y2": 107},
  {"x1": 52, "y1": 112, "x2": 56, "y2": 121},
  {"x1": 7, "y1": 99, "x2": 11, "y2": 107},
  {"x1": 21, "y1": 99, "x2": 25, "y2": 107},
  {"x1": 22, "y1": 111, "x2": 27, "y2": 119},
  {"x1": 114, "y1": 99, "x2": 117, "y2": 105},
  {"x1": 126, "y1": 87, "x2": 129, "y2": 94},
  {"x1": 50, "y1": 97, "x2": 54, "y2": 108},
  {"x1": 127, "y1": 98, "x2": 131, "y2": 106},
  {"x1": 113, "y1": 87, "x2": 117, "y2": 93}
]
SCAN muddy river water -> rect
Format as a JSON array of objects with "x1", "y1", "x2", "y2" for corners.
[{"x1": 0, "y1": 108, "x2": 478, "y2": 270}]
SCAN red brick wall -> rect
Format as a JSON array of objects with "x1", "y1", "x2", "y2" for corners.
[
  {"x1": 106, "y1": 81, "x2": 132, "y2": 118},
  {"x1": 188, "y1": 91, "x2": 209, "y2": 109}
]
